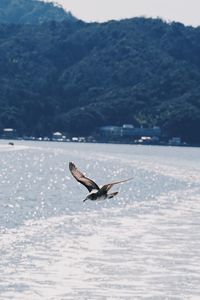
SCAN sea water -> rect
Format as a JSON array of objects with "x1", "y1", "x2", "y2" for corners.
[{"x1": 0, "y1": 141, "x2": 200, "y2": 299}]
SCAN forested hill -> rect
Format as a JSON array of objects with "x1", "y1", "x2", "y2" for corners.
[
  {"x1": 0, "y1": 0, "x2": 75, "y2": 24},
  {"x1": 0, "y1": 17, "x2": 200, "y2": 143}
]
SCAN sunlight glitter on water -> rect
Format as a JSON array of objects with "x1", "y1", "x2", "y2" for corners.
[{"x1": 0, "y1": 141, "x2": 200, "y2": 299}]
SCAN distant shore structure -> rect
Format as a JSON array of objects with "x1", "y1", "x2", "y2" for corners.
[
  {"x1": 0, "y1": 125, "x2": 184, "y2": 146},
  {"x1": 2, "y1": 128, "x2": 16, "y2": 139},
  {"x1": 99, "y1": 124, "x2": 161, "y2": 142}
]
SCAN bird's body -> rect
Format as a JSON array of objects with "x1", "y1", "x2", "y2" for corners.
[
  {"x1": 86, "y1": 190, "x2": 106, "y2": 202},
  {"x1": 69, "y1": 162, "x2": 132, "y2": 202},
  {"x1": 84, "y1": 189, "x2": 117, "y2": 202}
]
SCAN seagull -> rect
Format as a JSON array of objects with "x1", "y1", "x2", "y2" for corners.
[{"x1": 69, "y1": 162, "x2": 133, "y2": 202}]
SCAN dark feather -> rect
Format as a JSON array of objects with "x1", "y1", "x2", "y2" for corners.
[
  {"x1": 97, "y1": 178, "x2": 133, "y2": 196},
  {"x1": 69, "y1": 162, "x2": 99, "y2": 192}
]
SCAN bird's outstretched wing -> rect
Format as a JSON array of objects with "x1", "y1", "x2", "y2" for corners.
[
  {"x1": 69, "y1": 162, "x2": 100, "y2": 192},
  {"x1": 98, "y1": 178, "x2": 133, "y2": 195}
]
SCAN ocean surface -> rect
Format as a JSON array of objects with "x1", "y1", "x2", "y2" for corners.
[{"x1": 0, "y1": 140, "x2": 200, "y2": 299}]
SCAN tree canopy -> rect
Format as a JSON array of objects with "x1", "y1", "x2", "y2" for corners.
[
  {"x1": 0, "y1": 9, "x2": 200, "y2": 143},
  {"x1": 0, "y1": 0, "x2": 76, "y2": 24}
]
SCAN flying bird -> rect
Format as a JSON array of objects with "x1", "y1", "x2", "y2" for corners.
[{"x1": 69, "y1": 162, "x2": 132, "y2": 202}]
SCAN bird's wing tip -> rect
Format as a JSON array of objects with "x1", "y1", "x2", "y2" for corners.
[
  {"x1": 128, "y1": 177, "x2": 134, "y2": 181},
  {"x1": 69, "y1": 162, "x2": 75, "y2": 170}
]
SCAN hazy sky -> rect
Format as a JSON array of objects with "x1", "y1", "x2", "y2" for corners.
[{"x1": 48, "y1": 0, "x2": 200, "y2": 27}]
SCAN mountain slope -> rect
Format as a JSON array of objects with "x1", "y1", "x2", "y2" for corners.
[
  {"x1": 0, "y1": 17, "x2": 200, "y2": 143},
  {"x1": 0, "y1": 0, "x2": 76, "y2": 24}
]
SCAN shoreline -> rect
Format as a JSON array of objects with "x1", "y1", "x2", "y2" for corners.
[{"x1": 0, "y1": 138, "x2": 200, "y2": 149}]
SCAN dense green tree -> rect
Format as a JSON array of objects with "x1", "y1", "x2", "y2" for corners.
[
  {"x1": 0, "y1": 6, "x2": 200, "y2": 143},
  {"x1": 0, "y1": 0, "x2": 76, "y2": 24}
]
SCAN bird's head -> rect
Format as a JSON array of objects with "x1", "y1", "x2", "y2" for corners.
[
  {"x1": 83, "y1": 195, "x2": 90, "y2": 202},
  {"x1": 83, "y1": 192, "x2": 96, "y2": 202}
]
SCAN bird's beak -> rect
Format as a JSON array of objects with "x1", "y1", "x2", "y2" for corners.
[{"x1": 83, "y1": 198, "x2": 87, "y2": 202}]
